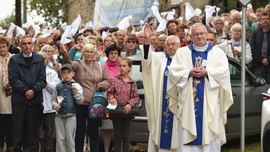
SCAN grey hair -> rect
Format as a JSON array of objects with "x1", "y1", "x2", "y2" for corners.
[
  {"x1": 230, "y1": 23, "x2": 242, "y2": 32},
  {"x1": 189, "y1": 23, "x2": 207, "y2": 35},
  {"x1": 165, "y1": 35, "x2": 180, "y2": 45},
  {"x1": 212, "y1": 16, "x2": 224, "y2": 26},
  {"x1": 38, "y1": 51, "x2": 50, "y2": 64}
]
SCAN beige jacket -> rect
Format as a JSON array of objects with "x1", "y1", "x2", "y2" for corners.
[
  {"x1": 63, "y1": 56, "x2": 109, "y2": 102},
  {"x1": 0, "y1": 52, "x2": 13, "y2": 114}
]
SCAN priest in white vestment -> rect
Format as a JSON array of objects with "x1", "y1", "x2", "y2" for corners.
[
  {"x1": 167, "y1": 23, "x2": 234, "y2": 152},
  {"x1": 141, "y1": 24, "x2": 179, "y2": 152}
]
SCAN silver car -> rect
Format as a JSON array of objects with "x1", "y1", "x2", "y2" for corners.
[
  {"x1": 128, "y1": 54, "x2": 269, "y2": 143},
  {"x1": 261, "y1": 89, "x2": 270, "y2": 152}
]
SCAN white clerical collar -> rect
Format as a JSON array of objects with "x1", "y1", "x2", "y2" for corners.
[
  {"x1": 193, "y1": 42, "x2": 209, "y2": 52},
  {"x1": 23, "y1": 52, "x2": 33, "y2": 58}
]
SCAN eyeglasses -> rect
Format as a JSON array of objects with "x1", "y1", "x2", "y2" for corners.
[
  {"x1": 192, "y1": 32, "x2": 206, "y2": 37},
  {"x1": 84, "y1": 51, "x2": 95, "y2": 54},
  {"x1": 127, "y1": 41, "x2": 136, "y2": 44},
  {"x1": 44, "y1": 50, "x2": 53, "y2": 53},
  {"x1": 105, "y1": 40, "x2": 112, "y2": 42},
  {"x1": 117, "y1": 34, "x2": 125, "y2": 37},
  {"x1": 139, "y1": 36, "x2": 145, "y2": 39},
  {"x1": 165, "y1": 42, "x2": 177, "y2": 47}
]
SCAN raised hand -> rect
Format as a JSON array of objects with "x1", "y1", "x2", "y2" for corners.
[
  {"x1": 60, "y1": 44, "x2": 68, "y2": 56},
  {"x1": 71, "y1": 84, "x2": 77, "y2": 93},
  {"x1": 144, "y1": 23, "x2": 152, "y2": 44}
]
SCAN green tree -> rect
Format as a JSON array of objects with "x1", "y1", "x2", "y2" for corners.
[
  {"x1": 29, "y1": 0, "x2": 66, "y2": 28},
  {"x1": 0, "y1": 12, "x2": 16, "y2": 29}
]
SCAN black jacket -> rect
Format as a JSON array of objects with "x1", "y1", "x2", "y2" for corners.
[
  {"x1": 8, "y1": 52, "x2": 46, "y2": 105},
  {"x1": 249, "y1": 26, "x2": 270, "y2": 68}
]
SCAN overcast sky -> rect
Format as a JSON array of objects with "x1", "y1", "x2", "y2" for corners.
[
  {"x1": 0, "y1": 0, "x2": 43, "y2": 27},
  {"x1": 0, "y1": 1, "x2": 16, "y2": 20}
]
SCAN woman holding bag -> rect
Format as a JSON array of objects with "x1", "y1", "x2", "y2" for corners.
[
  {"x1": 106, "y1": 58, "x2": 139, "y2": 152},
  {"x1": 60, "y1": 44, "x2": 109, "y2": 152}
]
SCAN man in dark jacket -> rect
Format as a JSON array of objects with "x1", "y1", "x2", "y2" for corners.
[
  {"x1": 249, "y1": 12, "x2": 270, "y2": 83},
  {"x1": 8, "y1": 35, "x2": 46, "y2": 152}
]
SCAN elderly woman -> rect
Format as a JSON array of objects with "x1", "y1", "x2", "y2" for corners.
[
  {"x1": 41, "y1": 44, "x2": 62, "y2": 78},
  {"x1": 176, "y1": 24, "x2": 190, "y2": 47},
  {"x1": 124, "y1": 34, "x2": 141, "y2": 57},
  {"x1": 101, "y1": 44, "x2": 121, "y2": 152},
  {"x1": 60, "y1": 43, "x2": 109, "y2": 152},
  {"x1": 218, "y1": 23, "x2": 252, "y2": 64},
  {"x1": 0, "y1": 36, "x2": 13, "y2": 152},
  {"x1": 212, "y1": 16, "x2": 227, "y2": 44},
  {"x1": 38, "y1": 48, "x2": 60, "y2": 152}
]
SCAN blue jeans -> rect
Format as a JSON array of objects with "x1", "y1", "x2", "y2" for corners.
[
  {"x1": 75, "y1": 104, "x2": 101, "y2": 152},
  {"x1": 254, "y1": 66, "x2": 270, "y2": 84}
]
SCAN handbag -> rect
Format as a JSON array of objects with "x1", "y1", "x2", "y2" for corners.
[
  {"x1": 106, "y1": 105, "x2": 139, "y2": 118},
  {"x1": 106, "y1": 83, "x2": 140, "y2": 118},
  {"x1": 88, "y1": 92, "x2": 108, "y2": 119}
]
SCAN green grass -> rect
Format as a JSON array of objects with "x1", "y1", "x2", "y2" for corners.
[
  {"x1": 222, "y1": 141, "x2": 261, "y2": 152},
  {"x1": 130, "y1": 136, "x2": 261, "y2": 152},
  {"x1": 222, "y1": 135, "x2": 261, "y2": 152}
]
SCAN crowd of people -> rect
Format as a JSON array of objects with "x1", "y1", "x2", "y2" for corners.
[{"x1": 0, "y1": 2, "x2": 270, "y2": 152}]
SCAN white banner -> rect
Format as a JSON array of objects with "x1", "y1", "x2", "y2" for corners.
[{"x1": 93, "y1": 0, "x2": 155, "y2": 28}]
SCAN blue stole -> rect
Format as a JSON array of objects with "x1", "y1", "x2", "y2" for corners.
[
  {"x1": 160, "y1": 52, "x2": 174, "y2": 149},
  {"x1": 188, "y1": 43, "x2": 212, "y2": 145}
]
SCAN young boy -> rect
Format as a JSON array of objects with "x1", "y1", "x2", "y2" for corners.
[{"x1": 51, "y1": 63, "x2": 84, "y2": 152}]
